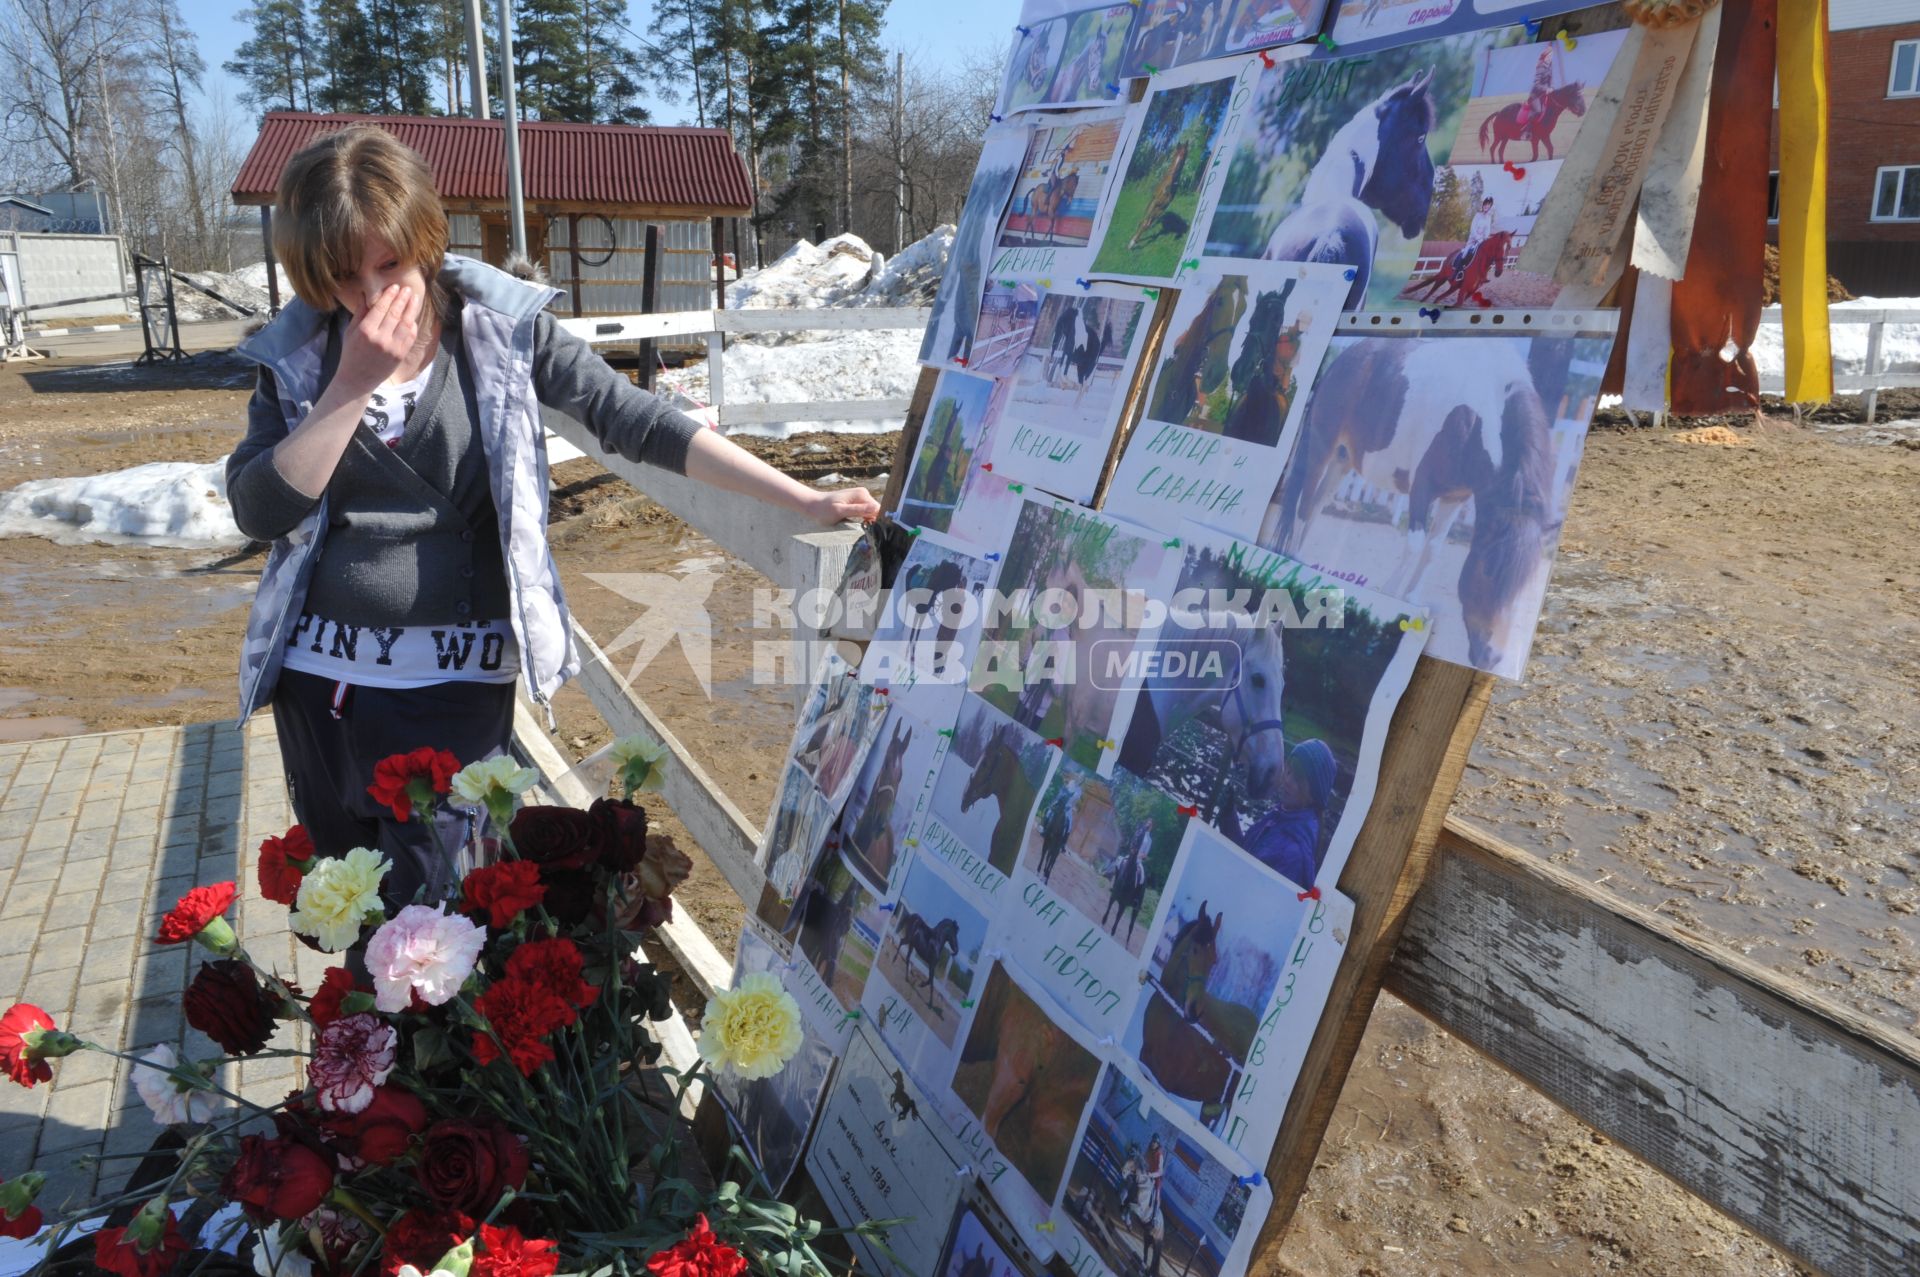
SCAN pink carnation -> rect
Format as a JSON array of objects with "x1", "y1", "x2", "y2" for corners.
[
  {"x1": 310, "y1": 1014, "x2": 397, "y2": 1114},
  {"x1": 365, "y1": 906, "x2": 487, "y2": 1014}
]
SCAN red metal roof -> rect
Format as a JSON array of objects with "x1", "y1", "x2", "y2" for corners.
[{"x1": 232, "y1": 112, "x2": 753, "y2": 214}]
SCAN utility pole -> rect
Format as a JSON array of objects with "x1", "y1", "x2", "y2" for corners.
[
  {"x1": 498, "y1": 0, "x2": 527, "y2": 258},
  {"x1": 464, "y1": 0, "x2": 491, "y2": 118}
]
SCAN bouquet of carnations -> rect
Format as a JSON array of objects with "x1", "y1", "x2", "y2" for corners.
[{"x1": 0, "y1": 738, "x2": 867, "y2": 1277}]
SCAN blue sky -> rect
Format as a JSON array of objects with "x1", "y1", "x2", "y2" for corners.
[{"x1": 180, "y1": 0, "x2": 1023, "y2": 125}]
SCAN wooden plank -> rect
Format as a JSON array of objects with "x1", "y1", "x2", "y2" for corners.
[
  {"x1": 556, "y1": 310, "x2": 716, "y2": 342},
  {"x1": 565, "y1": 619, "x2": 768, "y2": 907},
  {"x1": 1388, "y1": 819, "x2": 1920, "y2": 1277},
  {"x1": 509, "y1": 696, "x2": 735, "y2": 1001},
  {"x1": 716, "y1": 398, "x2": 913, "y2": 428},
  {"x1": 1249, "y1": 660, "x2": 1496, "y2": 1246},
  {"x1": 540, "y1": 404, "x2": 863, "y2": 596},
  {"x1": 1759, "y1": 306, "x2": 1920, "y2": 324},
  {"x1": 715, "y1": 307, "x2": 931, "y2": 334}
]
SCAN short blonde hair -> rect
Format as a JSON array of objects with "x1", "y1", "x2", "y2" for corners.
[{"x1": 273, "y1": 126, "x2": 450, "y2": 316}]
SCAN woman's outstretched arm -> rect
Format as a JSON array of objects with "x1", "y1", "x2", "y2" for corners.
[{"x1": 681, "y1": 426, "x2": 882, "y2": 526}]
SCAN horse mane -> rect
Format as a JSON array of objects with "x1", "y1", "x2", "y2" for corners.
[{"x1": 1307, "y1": 72, "x2": 1436, "y2": 207}]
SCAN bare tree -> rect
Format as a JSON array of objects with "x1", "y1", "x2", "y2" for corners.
[
  {"x1": 141, "y1": 0, "x2": 209, "y2": 260},
  {"x1": 0, "y1": 0, "x2": 124, "y2": 188}
]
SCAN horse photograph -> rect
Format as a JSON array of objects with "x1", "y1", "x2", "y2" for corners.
[
  {"x1": 968, "y1": 281, "x2": 1042, "y2": 379},
  {"x1": 997, "y1": 18, "x2": 1066, "y2": 115},
  {"x1": 1256, "y1": 331, "x2": 1611, "y2": 677},
  {"x1": 951, "y1": 962, "x2": 1104, "y2": 1206},
  {"x1": 1450, "y1": 29, "x2": 1626, "y2": 166},
  {"x1": 1064, "y1": 1070, "x2": 1256, "y2": 1277},
  {"x1": 872, "y1": 856, "x2": 990, "y2": 1050},
  {"x1": 921, "y1": 128, "x2": 1028, "y2": 369},
  {"x1": 991, "y1": 289, "x2": 1148, "y2": 502},
  {"x1": 899, "y1": 369, "x2": 1003, "y2": 534},
  {"x1": 714, "y1": 928, "x2": 839, "y2": 1191},
  {"x1": 1202, "y1": 31, "x2": 1487, "y2": 308},
  {"x1": 1017, "y1": 757, "x2": 1182, "y2": 959},
  {"x1": 968, "y1": 497, "x2": 1176, "y2": 772},
  {"x1": 933, "y1": 1205, "x2": 1027, "y2": 1277},
  {"x1": 762, "y1": 761, "x2": 839, "y2": 906},
  {"x1": 838, "y1": 706, "x2": 944, "y2": 893},
  {"x1": 927, "y1": 693, "x2": 1056, "y2": 875},
  {"x1": 1121, "y1": 826, "x2": 1310, "y2": 1131},
  {"x1": 1119, "y1": 0, "x2": 1228, "y2": 78},
  {"x1": 1046, "y1": 5, "x2": 1133, "y2": 107},
  {"x1": 1091, "y1": 66, "x2": 1241, "y2": 281},
  {"x1": 791, "y1": 849, "x2": 885, "y2": 1011},
  {"x1": 1218, "y1": 0, "x2": 1318, "y2": 56},
  {"x1": 1397, "y1": 162, "x2": 1560, "y2": 308},
  {"x1": 865, "y1": 529, "x2": 995, "y2": 723}
]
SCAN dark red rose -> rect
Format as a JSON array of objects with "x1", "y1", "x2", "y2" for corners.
[
  {"x1": 156, "y1": 882, "x2": 237, "y2": 946},
  {"x1": 93, "y1": 1214, "x2": 190, "y2": 1277},
  {"x1": 471, "y1": 1223, "x2": 558, "y2": 1277},
  {"x1": 646, "y1": 1215, "x2": 746, "y2": 1277},
  {"x1": 507, "y1": 806, "x2": 598, "y2": 870},
  {"x1": 259, "y1": 826, "x2": 313, "y2": 906},
  {"x1": 585, "y1": 798, "x2": 649, "y2": 872},
  {"x1": 415, "y1": 1117, "x2": 528, "y2": 1217},
  {"x1": 379, "y1": 1210, "x2": 474, "y2": 1277},
  {"x1": 323, "y1": 1084, "x2": 428, "y2": 1166},
  {"x1": 183, "y1": 961, "x2": 277, "y2": 1055},
  {"x1": 308, "y1": 967, "x2": 360, "y2": 1028},
  {"x1": 224, "y1": 1134, "x2": 334, "y2": 1221},
  {"x1": 534, "y1": 869, "x2": 595, "y2": 927},
  {"x1": 461, "y1": 860, "x2": 547, "y2": 928}
]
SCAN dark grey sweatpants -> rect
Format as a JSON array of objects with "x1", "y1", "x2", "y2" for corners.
[{"x1": 270, "y1": 668, "x2": 516, "y2": 915}]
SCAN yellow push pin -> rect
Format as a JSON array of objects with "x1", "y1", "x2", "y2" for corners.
[
  {"x1": 1557, "y1": 28, "x2": 1576, "y2": 50},
  {"x1": 1097, "y1": 738, "x2": 1117, "y2": 751}
]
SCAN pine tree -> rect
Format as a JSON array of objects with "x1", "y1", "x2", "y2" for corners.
[
  {"x1": 759, "y1": 0, "x2": 886, "y2": 237},
  {"x1": 309, "y1": 0, "x2": 381, "y2": 112},
  {"x1": 225, "y1": 0, "x2": 315, "y2": 112},
  {"x1": 512, "y1": 0, "x2": 652, "y2": 124},
  {"x1": 362, "y1": 0, "x2": 438, "y2": 113}
]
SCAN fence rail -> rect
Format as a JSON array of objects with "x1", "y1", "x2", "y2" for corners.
[
  {"x1": 509, "y1": 307, "x2": 1918, "y2": 1277},
  {"x1": 1757, "y1": 305, "x2": 1920, "y2": 422}
]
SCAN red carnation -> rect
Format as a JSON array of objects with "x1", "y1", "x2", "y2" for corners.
[
  {"x1": 0, "y1": 1004, "x2": 59, "y2": 1089},
  {"x1": 308, "y1": 967, "x2": 360, "y2": 1028},
  {"x1": 461, "y1": 860, "x2": 547, "y2": 928},
  {"x1": 0, "y1": 1173, "x2": 44, "y2": 1240},
  {"x1": 367, "y1": 747, "x2": 461, "y2": 823},
  {"x1": 504, "y1": 938, "x2": 598, "y2": 1017},
  {"x1": 0, "y1": 1201, "x2": 40, "y2": 1240},
  {"x1": 156, "y1": 882, "x2": 237, "y2": 949},
  {"x1": 472, "y1": 1223, "x2": 558, "y2": 1277},
  {"x1": 471, "y1": 978, "x2": 572, "y2": 1076},
  {"x1": 379, "y1": 1210, "x2": 474, "y2": 1277},
  {"x1": 93, "y1": 1212, "x2": 190, "y2": 1277},
  {"x1": 321, "y1": 1084, "x2": 429, "y2": 1166},
  {"x1": 258, "y1": 826, "x2": 314, "y2": 906},
  {"x1": 225, "y1": 1133, "x2": 335, "y2": 1221},
  {"x1": 647, "y1": 1215, "x2": 746, "y2": 1277}
]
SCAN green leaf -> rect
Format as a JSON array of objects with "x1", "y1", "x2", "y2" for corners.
[{"x1": 413, "y1": 1025, "x2": 453, "y2": 1071}]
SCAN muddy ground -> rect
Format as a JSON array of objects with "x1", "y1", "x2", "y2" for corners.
[{"x1": 4, "y1": 352, "x2": 1916, "y2": 1275}]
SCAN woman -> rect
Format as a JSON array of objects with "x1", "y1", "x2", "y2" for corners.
[{"x1": 227, "y1": 127, "x2": 878, "y2": 912}]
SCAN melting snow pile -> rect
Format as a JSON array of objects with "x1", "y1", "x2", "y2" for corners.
[
  {"x1": 659, "y1": 230, "x2": 949, "y2": 438},
  {"x1": 171, "y1": 263, "x2": 292, "y2": 322},
  {"x1": 0, "y1": 461, "x2": 244, "y2": 548},
  {"x1": 1750, "y1": 296, "x2": 1920, "y2": 387}
]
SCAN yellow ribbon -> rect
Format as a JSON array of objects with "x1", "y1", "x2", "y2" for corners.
[{"x1": 1776, "y1": 0, "x2": 1832, "y2": 402}]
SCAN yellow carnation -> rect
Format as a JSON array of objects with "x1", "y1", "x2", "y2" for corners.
[
  {"x1": 290, "y1": 848, "x2": 390, "y2": 952},
  {"x1": 610, "y1": 735, "x2": 668, "y2": 794},
  {"x1": 448, "y1": 756, "x2": 539, "y2": 808},
  {"x1": 698, "y1": 972, "x2": 804, "y2": 1079}
]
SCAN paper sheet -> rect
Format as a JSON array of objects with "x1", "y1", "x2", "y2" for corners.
[
  {"x1": 1631, "y1": 7, "x2": 1722, "y2": 281},
  {"x1": 1624, "y1": 270, "x2": 1674, "y2": 413}
]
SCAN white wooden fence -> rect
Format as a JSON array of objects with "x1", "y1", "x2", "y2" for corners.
[
  {"x1": 510, "y1": 310, "x2": 1919, "y2": 1277},
  {"x1": 1758, "y1": 306, "x2": 1919, "y2": 422}
]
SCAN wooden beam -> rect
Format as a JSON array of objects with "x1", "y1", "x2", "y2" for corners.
[
  {"x1": 1250, "y1": 660, "x2": 1496, "y2": 1245},
  {"x1": 881, "y1": 366, "x2": 941, "y2": 513},
  {"x1": 714, "y1": 307, "x2": 930, "y2": 334},
  {"x1": 716, "y1": 399, "x2": 912, "y2": 428},
  {"x1": 1389, "y1": 819, "x2": 1920, "y2": 1277}
]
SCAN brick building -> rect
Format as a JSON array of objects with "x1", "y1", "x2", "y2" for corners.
[{"x1": 1773, "y1": 0, "x2": 1920, "y2": 295}]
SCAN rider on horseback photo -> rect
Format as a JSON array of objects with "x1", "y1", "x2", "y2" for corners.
[
  {"x1": 1454, "y1": 196, "x2": 1499, "y2": 283},
  {"x1": 1514, "y1": 45, "x2": 1555, "y2": 132},
  {"x1": 1221, "y1": 737, "x2": 1335, "y2": 887}
]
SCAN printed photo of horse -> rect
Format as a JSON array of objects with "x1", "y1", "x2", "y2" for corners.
[
  {"x1": 1047, "y1": 5, "x2": 1134, "y2": 107},
  {"x1": 969, "y1": 281, "x2": 1042, "y2": 380},
  {"x1": 1141, "y1": 267, "x2": 1340, "y2": 447},
  {"x1": 790, "y1": 850, "x2": 886, "y2": 1011},
  {"x1": 1398, "y1": 162, "x2": 1560, "y2": 309},
  {"x1": 1450, "y1": 29, "x2": 1625, "y2": 166},
  {"x1": 1202, "y1": 32, "x2": 1489, "y2": 308},
  {"x1": 1120, "y1": 0, "x2": 1229, "y2": 78},
  {"x1": 873, "y1": 855, "x2": 991, "y2": 1050},
  {"x1": 1218, "y1": 0, "x2": 1321, "y2": 56},
  {"x1": 951, "y1": 962, "x2": 1104, "y2": 1204},
  {"x1": 899, "y1": 370, "x2": 1003, "y2": 533},
  {"x1": 715, "y1": 928, "x2": 839, "y2": 1192},
  {"x1": 762, "y1": 761, "x2": 839, "y2": 906},
  {"x1": 928, "y1": 694, "x2": 1056, "y2": 875},
  {"x1": 789, "y1": 657, "x2": 888, "y2": 808},
  {"x1": 1063, "y1": 1070, "x2": 1257, "y2": 1277},
  {"x1": 970, "y1": 498, "x2": 1173, "y2": 772},
  {"x1": 1256, "y1": 331, "x2": 1614, "y2": 677},
  {"x1": 1121, "y1": 828, "x2": 1309, "y2": 1130},
  {"x1": 1019, "y1": 758, "x2": 1181, "y2": 957},
  {"x1": 1002, "y1": 291, "x2": 1147, "y2": 447},
  {"x1": 922, "y1": 128, "x2": 1028, "y2": 368},
  {"x1": 839, "y1": 705, "x2": 946, "y2": 893},
  {"x1": 934, "y1": 1205, "x2": 1030, "y2": 1277},
  {"x1": 1091, "y1": 70, "x2": 1240, "y2": 280},
  {"x1": 866, "y1": 527, "x2": 997, "y2": 710},
  {"x1": 1002, "y1": 115, "x2": 1125, "y2": 251},
  {"x1": 1113, "y1": 534, "x2": 1416, "y2": 887},
  {"x1": 999, "y1": 17, "x2": 1067, "y2": 114}
]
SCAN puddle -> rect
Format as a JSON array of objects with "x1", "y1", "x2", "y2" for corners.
[{"x1": 0, "y1": 715, "x2": 88, "y2": 742}]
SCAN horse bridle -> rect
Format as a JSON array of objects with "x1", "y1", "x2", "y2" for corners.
[{"x1": 1211, "y1": 676, "x2": 1288, "y2": 826}]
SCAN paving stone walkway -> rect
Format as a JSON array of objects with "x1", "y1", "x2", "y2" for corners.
[{"x1": 0, "y1": 715, "x2": 332, "y2": 1216}]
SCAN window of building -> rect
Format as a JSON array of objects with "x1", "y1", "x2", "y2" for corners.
[
  {"x1": 1768, "y1": 172, "x2": 1780, "y2": 223},
  {"x1": 1893, "y1": 39, "x2": 1920, "y2": 97},
  {"x1": 1872, "y1": 166, "x2": 1920, "y2": 221}
]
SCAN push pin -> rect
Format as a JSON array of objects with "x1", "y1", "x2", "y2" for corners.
[
  {"x1": 1296, "y1": 886, "x2": 1321, "y2": 902},
  {"x1": 1237, "y1": 1172, "x2": 1264, "y2": 1187},
  {"x1": 1315, "y1": 32, "x2": 1337, "y2": 52},
  {"x1": 990, "y1": 113, "x2": 1004, "y2": 123},
  {"x1": 1343, "y1": 266, "x2": 1357, "y2": 281},
  {"x1": 844, "y1": 1009, "x2": 863, "y2": 1022},
  {"x1": 1105, "y1": 82, "x2": 1121, "y2": 95},
  {"x1": 1075, "y1": 277, "x2": 1092, "y2": 289},
  {"x1": 905, "y1": 837, "x2": 920, "y2": 847},
  {"x1": 1418, "y1": 307, "x2": 1442, "y2": 323},
  {"x1": 985, "y1": 551, "x2": 1003, "y2": 562},
  {"x1": 1523, "y1": 17, "x2": 1542, "y2": 37},
  {"x1": 1038, "y1": 277, "x2": 1053, "y2": 288},
  {"x1": 1163, "y1": 536, "x2": 1181, "y2": 548},
  {"x1": 1009, "y1": 482, "x2": 1026, "y2": 493},
  {"x1": 1015, "y1": 24, "x2": 1031, "y2": 36},
  {"x1": 998, "y1": 278, "x2": 1017, "y2": 289},
  {"x1": 1142, "y1": 287, "x2": 1160, "y2": 300},
  {"x1": 1177, "y1": 803, "x2": 1198, "y2": 817},
  {"x1": 1143, "y1": 62, "x2": 1159, "y2": 75},
  {"x1": 1035, "y1": 1222, "x2": 1057, "y2": 1235},
  {"x1": 906, "y1": 525, "x2": 924, "y2": 537},
  {"x1": 1557, "y1": 28, "x2": 1576, "y2": 50},
  {"x1": 1179, "y1": 257, "x2": 1200, "y2": 272},
  {"x1": 1096, "y1": 738, "x2": 1116, "y2": 751},
  {"x1": 781, "y1": 958, "x2": 802, "y2": 971},
  {"x1": 878, "y1": 901, "x2": 898, "y2": 912},
  {"x1": 1398, "y1": 615, "x2": 1427, "y2": 631},
  {"x1": 981, "y1": 460, "x2": 994, "y2": 472},
  {"x1": 937, "y1": 728, "x2": 955, "y2": 738},
  {"x1": 1258, "y1": 49, "x2": 1274, "y2": 68},
  {"x1": 1045, "y1": 737, "x2": 1065, "y2": 748},
  {"x1": 1098, "y1": 1034, "x2": 1117, "y2": 1047},
  {"x1": 1503, "y1": 160, "x2": 1525, "y2": 180},
  {"x1": 956, "y1": 1165, "x2": 973, "y2": 1177},
  {"x1": 956, "y1": 355, "x2": 970, "y2": 367},
  {"x1": 874, "y1": 686, "x2": 891, "y2": 696}
]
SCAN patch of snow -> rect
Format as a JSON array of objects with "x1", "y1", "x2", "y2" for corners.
[
  {"x1": 0, "y1": 460, "x2": 244, "y2": 548},
  {"x1": 1752, "y1": 296, "x2": 1920, "y2": 387},
  {"x1": 727, "y1": 228, "x2": 951, "y2": 310},
  {"x1": 656, "y1": 327, "x2": 923, "y2": 439}
]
